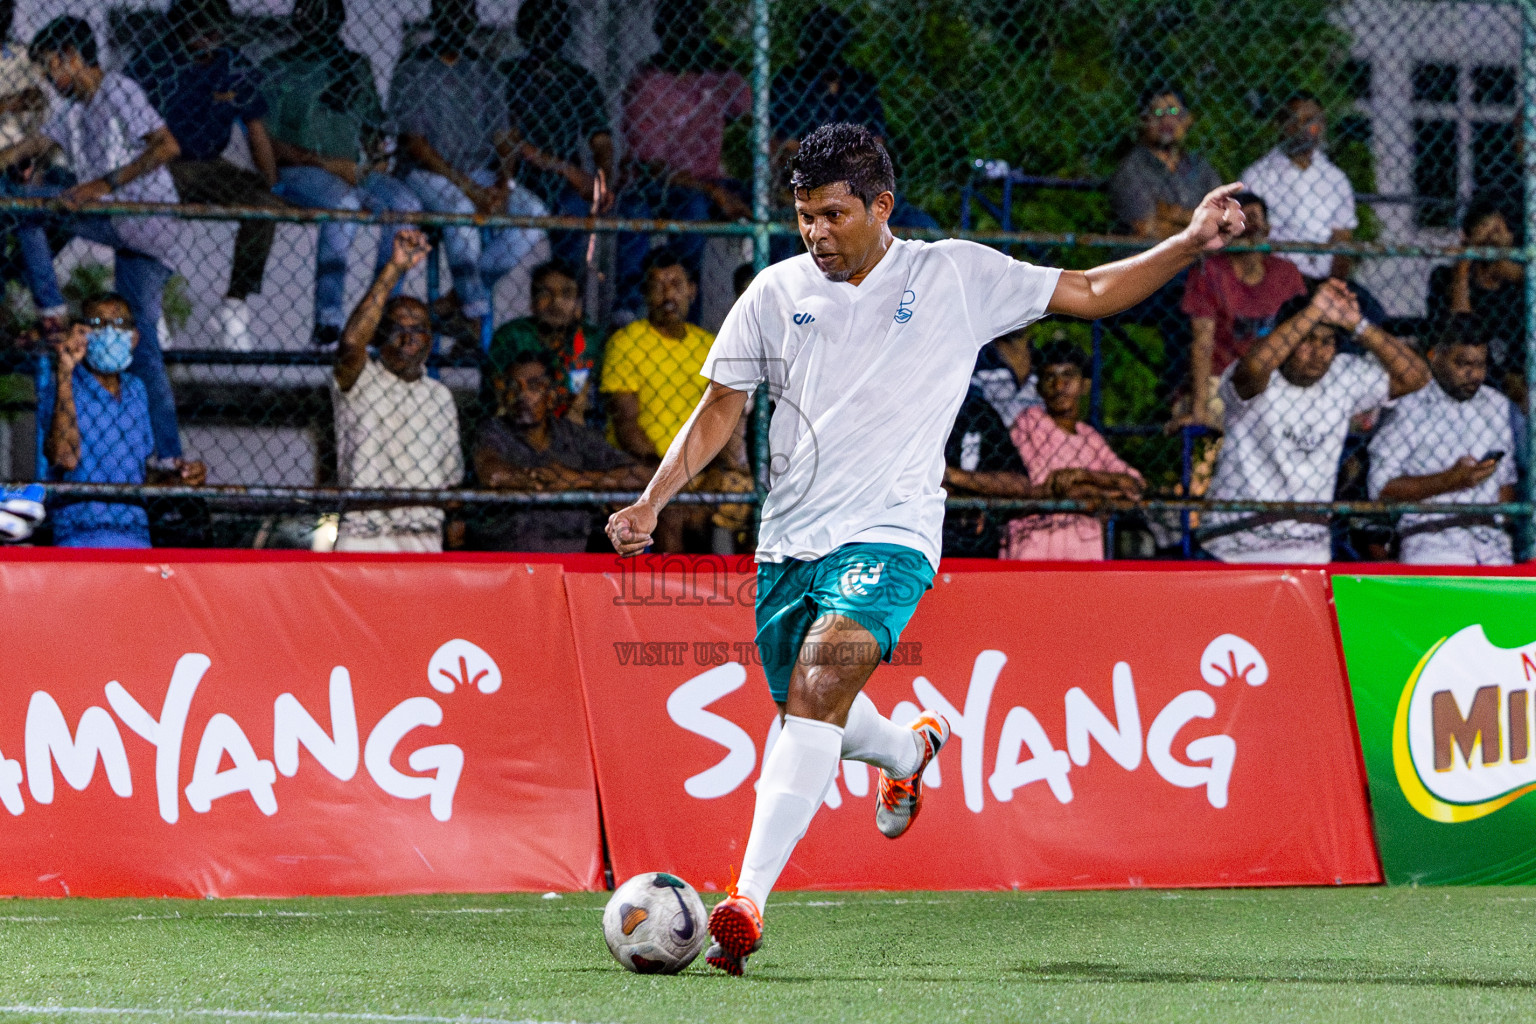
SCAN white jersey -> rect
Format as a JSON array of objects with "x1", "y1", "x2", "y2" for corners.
[{"x1": 700, "y1": 238, "x2": 1061, "y2": 568}]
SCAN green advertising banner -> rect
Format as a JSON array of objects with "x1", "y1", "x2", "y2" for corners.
[{"x1": 1333, "y1": 575, "x2": 1536, "y2": 884}]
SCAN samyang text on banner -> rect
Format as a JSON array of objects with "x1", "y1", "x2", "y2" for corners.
[
  {"x1": 0, "y1": 557, "x2": 602, "y2": 897},
  {"x1": 567, "y1": 562, "x2": 1380, "y2": 891}
]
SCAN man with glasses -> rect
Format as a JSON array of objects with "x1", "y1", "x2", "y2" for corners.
[
  {"x1": 332, "y1": 228, "x2": 463, "y2": 553},
  {"x1": 36, "y1": 294, "x2": 206, "y2": 549},
  {"x1": 1239, "y1": 92, "x2": 1358, "y2": 283},
  {"x1": 1109, "y1": 85, "x2": 1222, "y2": 240},
  {"x1": 1107, "y1": 84, "x2": 1221, "y2": 404}
]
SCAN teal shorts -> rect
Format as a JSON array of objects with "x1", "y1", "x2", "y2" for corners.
[{"x1": 754, "y1": 542, "x2": 935, "y2": 704}]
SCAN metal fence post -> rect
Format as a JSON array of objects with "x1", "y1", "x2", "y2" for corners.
[
  {"x1": 750, "y1": 0, "x2": 773, "y2": 503},
  {"x1": 1523, "y1": 0, "x2": 1536, "y2": 559}
]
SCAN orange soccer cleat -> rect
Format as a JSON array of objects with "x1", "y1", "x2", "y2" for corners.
[
  {"x1": 875, "y1": 711, "x2": 950, "y2": 839},
  {"x1": 705, "y1": 890, "x2": 763, "y2": 976}
]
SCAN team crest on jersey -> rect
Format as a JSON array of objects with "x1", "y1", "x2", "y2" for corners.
[
  {"x1": 839, "y1": 562, "x2": 885, "y2": 597},
  {"x1": 893, "y1": 290, "x2": 916, "y2": 324},
  {"x1": 793, "y1": 311, "x2": 816, "y2": 325}
]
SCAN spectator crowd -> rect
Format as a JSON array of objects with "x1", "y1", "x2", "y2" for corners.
[{"x1": 0, "y1": 0, "x2": 1526, "y2": 565}]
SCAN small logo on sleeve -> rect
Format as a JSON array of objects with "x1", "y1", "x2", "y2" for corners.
[
  {"x1": 793, "y1": 312, "x2": 816, "y2": 326},
  {"x1": 894, "y1": 290, "x2": 916, "y2": 324}
]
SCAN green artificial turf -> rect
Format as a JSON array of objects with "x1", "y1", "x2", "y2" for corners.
[{"x1": 0, "y1": 888, "x2": 1534, "y2": 1023}]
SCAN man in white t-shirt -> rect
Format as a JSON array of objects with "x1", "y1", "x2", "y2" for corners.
[
  {"x1": 1369, "y1": 322, "x2": 1517, "y2": 565},
  {"x1": 0, "y1": 16, "x2": 186, "y2": 463},
  {"x1": 604, "y1": 122, "x2": 1249, "y2": 974},
  {"x1": 1202, "y1": 280, "x2": 1429, "y2": 563},
  {"x1": 332, "y1": 228, "x2": 463, "y2": 553},
  {"x1": 1239, "y1": 93, "x2": 1357, "y2": 281}
]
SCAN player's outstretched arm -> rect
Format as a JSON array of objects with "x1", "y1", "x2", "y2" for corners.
[
  {"x1": 605, "y1": 381, "x2": 750, "y2": 556},
  {"x1": 1047, "y1": 183, "x2": 1247, "y2": 321}
]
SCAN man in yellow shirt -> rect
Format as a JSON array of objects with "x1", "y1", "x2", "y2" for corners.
[
  {"x1": 602, "y1": 248, "x2": 715, "y2": 457},
  {"x1": 602, "y1": 247, "x2": 745, "y2": 550}
]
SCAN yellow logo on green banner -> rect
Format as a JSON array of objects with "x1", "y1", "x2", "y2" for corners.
[{"x1": 1393, "y1": 625, "x2": 1536, "y2": 823}]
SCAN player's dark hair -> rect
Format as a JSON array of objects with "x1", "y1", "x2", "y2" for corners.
[
  {"x1": 1233, "y1": 191, "x2": 1267, "y2": 218},
  {"x1": 531, "y1": 258, "x2": 580, "y2": 291},
  {"x1": 1034, "y1": 339, "x2": 1090, "y2": 374},
  {"x1": 1139, "y1": 82, "x2": 1187, "y2": 112},
  {"x1": 31, "y1": 15, "x2": 97, "y2": 65},
  {"x1": 790, "y1": 122, "x2": 896, "y2": 209},
  {"x1": 1428, "y1": 315, "x2": 1487, "y2": 353},
  {"x1": 642, "y1": 246, "x2": 695, "y2": 283}
]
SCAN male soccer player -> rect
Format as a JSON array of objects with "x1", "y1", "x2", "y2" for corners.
[{"x1": 605, "y1": 122, "x2": 1245, "y2": 975}]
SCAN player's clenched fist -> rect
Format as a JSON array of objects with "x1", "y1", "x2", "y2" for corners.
[
  {"x1": 1185, "y1": 182, "x2": 1248, "y2": 251},
  {"x1": 606, "y1": 501, "x2": 657, "y2": 556}
]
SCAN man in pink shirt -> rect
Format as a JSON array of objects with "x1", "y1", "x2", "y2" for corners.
[
  {"x1": 1003, "y1": 341, "x2": 1144, "y2": 560},
  {"x1": 617, "y1": 0, "x2": 750, "y2": 316}
]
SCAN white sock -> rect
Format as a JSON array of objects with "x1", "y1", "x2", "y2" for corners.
[
  {"x1": 735, "y1": 715, "x2": 843, "y2": 912},
  {"x1": 841, "y1": 692, "x2": 922, "y2": 778}
]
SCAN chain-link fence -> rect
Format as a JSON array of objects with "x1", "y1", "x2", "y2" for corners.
[{"x1": 0, "y1": 0, "x2": 1529, "y2": 564}]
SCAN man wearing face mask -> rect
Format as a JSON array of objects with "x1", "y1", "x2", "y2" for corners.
[
  {"x1": 332, "y1": 228, "x2": 463, "y2": 553},
  {"x1": 37, "y1": 295, "x2": 206, "y2": 549},
  {"x1": 1239, "y1": 93, "x2": 1358, "y2": 283}
]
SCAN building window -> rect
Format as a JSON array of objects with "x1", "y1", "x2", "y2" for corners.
[
  {"x1": 1343, "y1": 58, "x2": 1373, "y2": 101},
  {"x1": 1408, "y1": 62, "x2": 1515, "y2": 229},
  {"x1": 1472, "y1": 65, "x2": 1516, "y2": 107},
  {"x1": 1473, "y1": 120, "x2": 1518, "y2": 197},
  {"x1": 1413, "y1": 63, "x2": 1459, "y2": 104},
  {"x1": 1414, "y1": 118, "x2": 1459, "y2": 228}
]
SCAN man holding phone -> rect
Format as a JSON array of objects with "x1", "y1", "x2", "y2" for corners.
[{"x1": 1369, "y1": 320, "x2": 1517, "y2": 565}]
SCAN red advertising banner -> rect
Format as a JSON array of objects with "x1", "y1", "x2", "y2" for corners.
[
  {"x1": 0, "y1": 557, "x2": 602, "y2": 897},
  {"x1": 567, "y1": 563, "x2": 1381, "y2": 891}
]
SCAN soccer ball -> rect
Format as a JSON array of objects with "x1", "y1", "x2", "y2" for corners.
[{"x1": 602, "y1": 872, "x2": 708, "y2": 974}]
